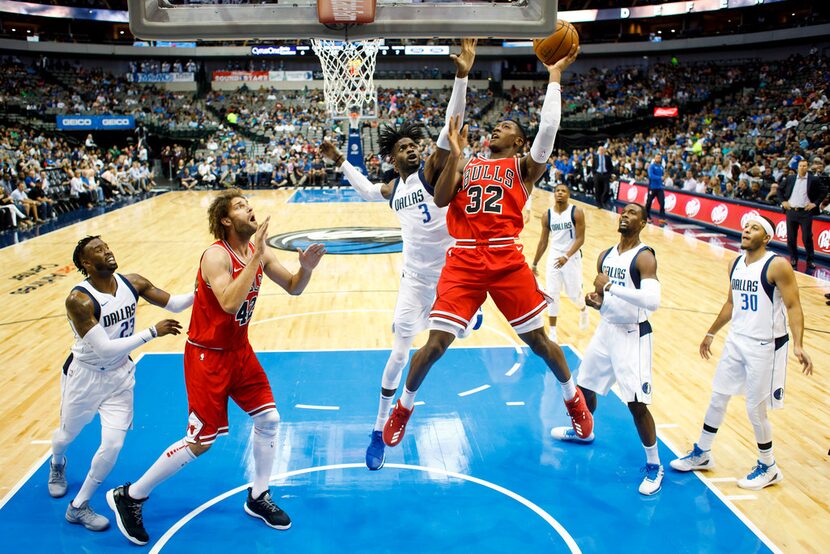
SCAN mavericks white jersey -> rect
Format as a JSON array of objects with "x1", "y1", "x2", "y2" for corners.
[
  {"x1": 389, "y1": 167, "x2": 453, "y2": 279},
  {"x1": 67, "y1": 273, "x2": 139, "y2": 370},
  {"x1": 729, "y1": 252, "x2": 786, "y2": 341},
  {"x1": 599, "y1": 243, "x2": 654, "y2": 324},
  {"x1": 547, "y1": 204, "x2": 577, "y2": 256}
]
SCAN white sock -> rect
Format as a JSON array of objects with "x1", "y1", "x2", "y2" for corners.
[
  {"x1": 251, "y1": 412, "x2": 280, "y2": 498},
  {"x1": 758, "y1": 446, "x2": 774, "y2": 466},
  {"x1": 375, "y1": 393, "x2": 395, "y2": 431},
  {"x1": 399, "y1": 387, "x2": 417, "y2": 410},
  {"x1": 130, "y1": 439, "x2": 196, "y2": 500},
  {"x1": 559, "y1": 377, "x2": 576, "y2": 401},
  {"x1": 644, "y1": 442, "x2": 660, "y2": 465},
  {"x1": 697, "y1": 429, "x2": 717, "y2": 451}
]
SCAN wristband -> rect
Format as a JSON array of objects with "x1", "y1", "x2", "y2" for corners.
[
  {"x1": 705, "y1": 333, "x2": 715, "y2": 338},
  {"x1": 149, "y1": 326, "x2": 158, "y2": 339},
  {"x1": 604, "y1": 282, "x2": 613, "y2": 293}
]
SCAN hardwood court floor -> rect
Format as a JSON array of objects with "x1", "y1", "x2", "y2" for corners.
[{"x1": 0, "y1": 189, "x2": 827, "y2": 552}]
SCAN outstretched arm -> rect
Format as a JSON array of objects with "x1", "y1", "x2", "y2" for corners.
[
  {"x1": 433, "y1": 115, "x2": 469, "y2": 208},
  {"x1": 261, "y1": 241, "x2": 326, "y2": 296},
  {"x1": 520, "y1": 44, "x2": 579, "y2": 193},
  {"x1": 425, "y1": 38, "x2": 477, "y2": 184},
  {"x1": 319, "y1": 140, "x2": 391, "y2": 201},
  {"x1": 124, "y1": 273, "x2": 194, "y2": 313}
]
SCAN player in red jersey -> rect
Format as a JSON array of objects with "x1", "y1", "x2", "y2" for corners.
[
  {"x1": 383, "y1": 45, "x2": 593, "y2": 448},
  {"x1": 107, "y1": 189, "x2": 325, "y2": 546}
]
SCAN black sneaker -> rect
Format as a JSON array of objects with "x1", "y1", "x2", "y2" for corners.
[
  {"x1": 106, "y1": 484, "x2": 149, "y2": 545},
  {"x1": 244, "y1": 487, "x2": 291, "y2": 530}
]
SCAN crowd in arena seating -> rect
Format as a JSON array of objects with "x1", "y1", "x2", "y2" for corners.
[{"x1": 0, "y1": 125, "x2": 157, "y2": 231}]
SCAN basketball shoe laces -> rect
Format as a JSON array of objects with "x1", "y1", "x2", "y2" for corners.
[
  {"x1": 129, "y1": 500, "x2": 144, "y2": 526},
  {"x1": 257, "y1": 491, "x2": 279, "y2": 513},
  {"x1": 747, "y1": 461, "x2": 769, "y2": 479}
]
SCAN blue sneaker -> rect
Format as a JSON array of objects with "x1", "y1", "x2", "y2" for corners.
[
  {"x1": 550, "y1": 426, "x2": 594, "y2": 443},
  {"x1": 639, "y1": 463, "x2": 664, "y2": 496},
  {"x1": 365, "y1": 431, "x2": 386, "y2": 470}
]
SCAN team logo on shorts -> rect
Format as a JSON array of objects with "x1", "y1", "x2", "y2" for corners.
[
  {"x1": 642, "y1": 382, "x2": 652, "y2": 395},
  {"x1": 268, "y1": 227, "x2": 403, "y2": 255},
  {"x1": 186, "y1": 412, "x2": 203, "y2": 440},
  {"x1": 773, "y1": 387, "x2": 785, "y2": 401}
]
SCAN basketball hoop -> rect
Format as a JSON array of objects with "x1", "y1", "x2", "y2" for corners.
[
  {"x1": 348, "y1": 111, "x2": 361, "y2": 130},
  {"x1": 311, "y1": 38, "x2": 380, "y2": 120}
]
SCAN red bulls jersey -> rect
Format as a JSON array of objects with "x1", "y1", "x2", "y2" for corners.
[
  {"x1": 188, "y1": 240, "x2": 263, "y2": 350},
  {"x1": 447, "y1": 156, "x2": 527, "y2": 241}
]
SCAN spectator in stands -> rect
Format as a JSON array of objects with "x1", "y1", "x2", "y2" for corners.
[
  {"x1": 1, "y1": 186, "x2": 32, "y2": 229},
  {"x1": 27, "y1": 180, "x2": 56, "y2": 220},
  {"x1": 289, "y1": 162, "x2": 308, "y2": 187},
  {"x1": 11, "y1": 181, "x2": 44, "y2": 223},
  {"x1": 778, "y1": 158, "x2": 827, "y2": 270},
  {"x1": 179, "y1": 167, "x2": 197, "y2": 190},
  {"x1": 682, "y1": 169, "x2": 701, "y2": 193},
  {"x1": 646, "y1": 153, "x2": 666, "y2": 220},
  {"x1": 593, "y1": 145, "x2": 614, "y2": 209}
]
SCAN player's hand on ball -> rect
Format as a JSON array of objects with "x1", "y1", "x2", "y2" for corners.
[
  {"x1": 699, "y1": 334, "x2": 714, "y2": 360},
  {"x1": 547, "y1": 44, "x2": 579, "y2": 74},
  {"x1": 794, "y1": 346, "x2": 813, "y2": 375},
  {"x1": 298, "y1": 243, "x2": 326, "y2": 271},
  {"x1": 585, "y1": 292, "x2": 602, "y2": 310},
  {"x1": 593, "y1": 272, "x2": 610, "y2": 294},
  {"x1": 155, "y1": 319, "x2": 182, "y2": 337}
]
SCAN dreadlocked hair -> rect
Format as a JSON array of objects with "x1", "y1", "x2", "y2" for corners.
[
  {"x1": 378, "y1": 121, "x2": 426, "y2": 158},
  {"x1": 73, "y1": 235, "x2": 100, "y2": 276},
  {"x1": 208, "y1": 188, "x2": 245, "y2": 241}
]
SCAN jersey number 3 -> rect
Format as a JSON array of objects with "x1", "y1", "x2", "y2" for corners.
[
  {"x1": 236, "y1": 297, "x2": 257, "y2": 326},
  {"x1": 465, "y1": 185, "x2": 504, "y2": 214}
]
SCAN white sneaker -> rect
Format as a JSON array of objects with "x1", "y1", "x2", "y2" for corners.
[
  {"x1": 639, "y1": 463, "x2": 664, "y2": 496},
  {"x1": 737, "y1": 461, "x2": 783, "y2": 490},
  {"x1": 669, "y1": 443, "x2": 714, "y2": 472},
  {"x1": 579, "y1": 309, "x2": 589, "y2": 330},
  {"x1": 548, "y1": 327, "x2": 558, "y2": 343},
  {"x1": 550, "y1": 426, "x2": 594, "y2": 443}
]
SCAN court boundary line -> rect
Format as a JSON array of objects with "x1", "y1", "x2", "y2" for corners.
[
  {"x1": 565, "y1": 344, "x2": 781, "y2": 554},
  {"x1": 148, "y1": 462, "x2": 581, "y2": 554},
  {"x1": 0, "y1": 451, "x2": 51, "y2": 511}
]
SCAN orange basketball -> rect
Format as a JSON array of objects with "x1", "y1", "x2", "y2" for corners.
[{"x1": 533, "y1": 20, "x2": 579, "y2": 66}]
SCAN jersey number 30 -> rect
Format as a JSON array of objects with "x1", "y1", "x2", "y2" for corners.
[
  {"x1": 466, "y1": 185, "x2": 504, "y2": 214},
  {"x1": 740, "y1": 293, "x2": 758, "y2": 312},
  {"x1": 236, "y1": 297, "x2": 257, "y2": 326}
]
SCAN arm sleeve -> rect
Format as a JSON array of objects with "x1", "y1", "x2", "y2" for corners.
[
  {"x1": 607, "y1": 278, "x2": 661, "y2": 312},
  {"x1": 82, "y1": 324, "x2": 155, "y2": 361},
  {"x1": 436, "y1": 76, "x2": 469, "y2": 151},
  {"x1": 164, "y1": 292, "x2": 195, "y2": 313},
  {"x1": 341, "y1": 161, "x2": 387, "y2": 202},
  {"x1": 529, "y1": 82, "x2": 562, "y2": 164}
]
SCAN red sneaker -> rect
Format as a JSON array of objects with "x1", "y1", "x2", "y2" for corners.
[
  {"x1": 564, "y1": 388, "x2": 594, "y2": 439},
  {"x1": 383, "y1": 400, "x2": 414, "y2": 447}
]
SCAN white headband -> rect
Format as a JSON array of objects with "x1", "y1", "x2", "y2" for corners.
[{"x1": 746, "y1": 216, "x2": 774, "y2": 238}]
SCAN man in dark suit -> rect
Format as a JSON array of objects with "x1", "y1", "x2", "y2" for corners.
[
  {"x1": 778, "y1": 157, "x2": 828, "y2": 271},
  {"x1": 593, "y1": 146, "x2": 614, "y2": 209}
]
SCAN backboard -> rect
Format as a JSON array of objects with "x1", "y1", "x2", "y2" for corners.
[{"x1": 127, "y1": 0, "x2": 557, "y2": 41}]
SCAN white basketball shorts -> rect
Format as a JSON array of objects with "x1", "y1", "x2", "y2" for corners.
[
  {"x1": 546, "y1": 251, "x2": 583, "y2": 317},
  {"x1": 392, "y1": 270, "x2": 440, "y2": 338},
  {"x1": 577, "y1": 319, "x2": 654, "y2": 404},
  {"x1": 59, "y1": 356, "x2": 136, "y2": 433},
  {"x1": 711, "y1": 332, "x2": 789, "y2": 409}
]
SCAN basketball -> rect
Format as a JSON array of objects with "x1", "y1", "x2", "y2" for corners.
[{"x1": 534, "y1": 20, "x2": 579, "y2": 66}]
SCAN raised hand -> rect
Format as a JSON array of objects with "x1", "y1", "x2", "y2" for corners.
[
  {"x1": 319, "y1": 140, "x2": 343, "y2": 164},
  {"x1": 154, "y1": 319, "x2": 182, "y2": 337},
  {"x1": 253, "y1": 216, "x2": 271, "y2": 258},
  {"x1": 298, "y1": 243, "x2": 326, "y2": 271},
  {"x1": 450, "y1": 38, "x2": 478, "y2": 78},
  {"x1": 447, "y1": 114, "x2": 469, "y2": 158},
  {"x1": 546, "y1": 44, "x2": 579, "y2": 78}
]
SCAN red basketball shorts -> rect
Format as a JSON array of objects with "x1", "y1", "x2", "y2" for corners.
[
  {"x1": 183, "y1": 341, "x2": 276, "y2": 445},
  {"x1": 429, "y1": 243, "x2": 548, "y2": 335}
]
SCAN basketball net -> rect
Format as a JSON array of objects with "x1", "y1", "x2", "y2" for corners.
[{"x1": 311, "y1": 38, "x2": 380, "y2": 122}]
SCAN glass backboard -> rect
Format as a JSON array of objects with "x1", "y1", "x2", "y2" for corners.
[{"x1": 127, "y1": 0, "x2": 557, "y2": 41}]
